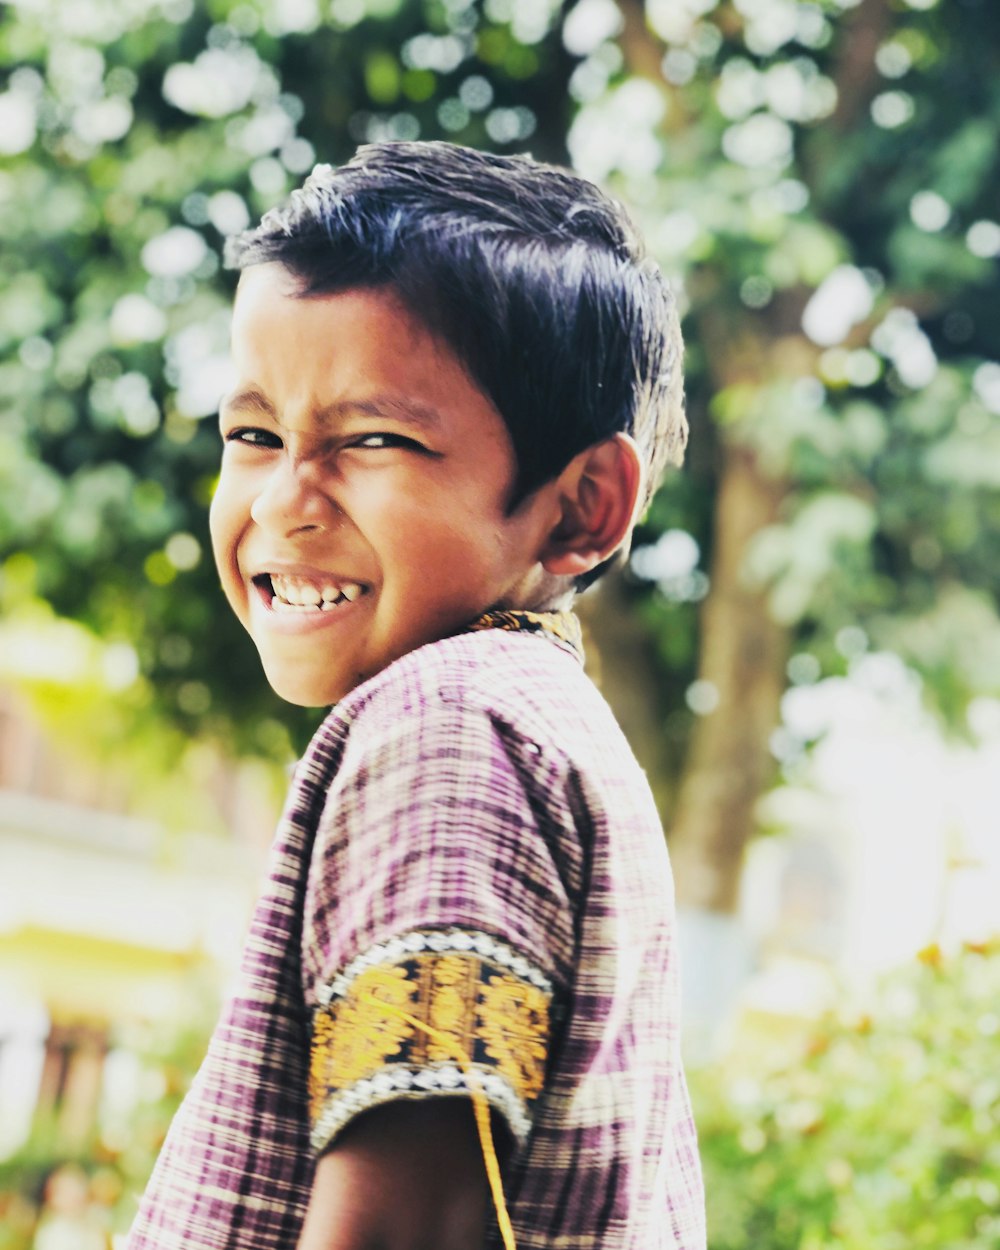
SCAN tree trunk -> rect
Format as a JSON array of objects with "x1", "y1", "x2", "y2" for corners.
[
  {"x1": 577, "y1": 569, "x2": 676, "y2": 819},
  {"x1": 605, "y1": 0, "x2": 798, "y2": 917},
  {"x1": 667, "y1": 444, "x2": 789, "y2": 913}
]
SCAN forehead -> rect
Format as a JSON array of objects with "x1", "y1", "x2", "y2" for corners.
[
  {"x1": 231, "y1": 265, "x2": 431, "y2": 366},
  {"x1": 230, "y1": 266, "x2": 474, "y2": 405}
]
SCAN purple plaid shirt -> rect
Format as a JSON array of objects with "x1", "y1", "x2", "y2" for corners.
[{"x1": 126, "y1": 618, "x2": 705, "y2": 1249}]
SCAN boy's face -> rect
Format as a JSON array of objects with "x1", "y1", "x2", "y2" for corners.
[{"x1": 210, "y1": 264, "x2": 558, "y2": 707}]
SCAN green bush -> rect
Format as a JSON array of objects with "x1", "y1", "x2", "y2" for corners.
[{"x1": 694, "y1": 943, "x2": 1000, "y2": 1250}]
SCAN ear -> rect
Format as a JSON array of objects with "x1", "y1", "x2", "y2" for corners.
[{"x1": 540, "y1": 433, "x2": 643, "y2": 579}]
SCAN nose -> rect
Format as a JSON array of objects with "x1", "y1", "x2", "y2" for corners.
[{"x1": 249, "y1": 456, "x2": 338, "y2": 535}]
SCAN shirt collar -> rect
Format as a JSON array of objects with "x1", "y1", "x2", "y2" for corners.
[{"x1": 463, "y1": 608, "x2": 584, "y2": 663}]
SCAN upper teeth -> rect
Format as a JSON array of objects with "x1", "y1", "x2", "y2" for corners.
[{"x1": 270, "y1": 574, "x2": 364, "y2": 608}]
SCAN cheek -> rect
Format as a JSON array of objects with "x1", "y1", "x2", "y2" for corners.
[
  {"x1": 207, "y1": 486, "x2": 230, "y2": 566},
  {"x1": 208, "y1": 479, "x2": 246, "y2": 584}
]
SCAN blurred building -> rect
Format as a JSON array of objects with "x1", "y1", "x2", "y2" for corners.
[{"x1": 0, "y1": 687, "x2": 270, "y2": 1160}]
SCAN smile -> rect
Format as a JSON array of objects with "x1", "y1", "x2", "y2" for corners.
[{"x1": 254, "y1": 573, "x2": 369, "y2": 612}]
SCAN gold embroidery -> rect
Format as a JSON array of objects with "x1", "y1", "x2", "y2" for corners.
[
  {"x1": 309, "y1": 963, "x2": 414, "y2": 1117},
  {"x1": 310, "y1": 940, "x2": 552, "y2": 1139},
  {"x1": 478, "y1": 973, "x2": 550, "y2": 1101},
  {"x1": 309, "y1": 1009, "x2": 339, "y2": 1123},
  {"x1": 465, "y1": 609, "x2": 583, "y2": 659},
  {"x1": 425, "y1": 954, "x2": 476, "y2": 1064}
]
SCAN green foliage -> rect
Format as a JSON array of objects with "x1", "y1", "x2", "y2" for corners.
[
  {"x1": 603, "y1": 0, "x2": 1000, "y2": 742},
  {"x1": 695, "y1": 943, "x2": 1000, "y2": 1250},
  {"x1": 3, "y1": 0, "x2": 1000, "y2": 775},
  {"x1": 0, "y1": 0, "x2": 577, "y2": 760}
]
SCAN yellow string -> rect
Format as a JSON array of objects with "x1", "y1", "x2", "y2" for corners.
[{"x1": 360, "y1": 993, "x2": 517, "y2": 1250}]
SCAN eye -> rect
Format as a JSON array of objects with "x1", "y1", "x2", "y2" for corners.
[
  {"x1": 224, "y1": 426, "x2": 283, "y2": 449},
  {"x1": 353, "y1": 432, "x2": 426, "y2": 451}
]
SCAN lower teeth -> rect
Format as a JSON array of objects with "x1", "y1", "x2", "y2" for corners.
[{"x1": 273, "y1": 596, "x2": 344, "y2": 611}]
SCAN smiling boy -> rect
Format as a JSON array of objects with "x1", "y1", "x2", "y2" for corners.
[
  {"x1": 212, "y1": 278, "x2": 573, "y2": 707},
  {"x1": 126, "y1": 142, "x2": 705, "y2": 1250}
]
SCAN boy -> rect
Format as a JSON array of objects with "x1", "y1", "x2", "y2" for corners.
[{"x1": 126, "y1": 141, "x2": 705, "y2": 1250}]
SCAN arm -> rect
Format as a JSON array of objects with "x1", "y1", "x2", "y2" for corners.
[
  {"x1": 296, "y1": 1098, "x2": 495, "y2": 1250},
  {"x1": 302, "y1": 691, "x2": 569, "y2": 1249}
]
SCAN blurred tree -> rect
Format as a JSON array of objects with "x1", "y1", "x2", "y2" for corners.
[
  {"x1": 574, "y1": 0, "x2": 1000, "y2": 914},
  {"x1": 0, "y1": 0, "x2": 578, "y2": 763},
  {"x1": 2, "y1": 0, "x2": 999, "y2": 920}
]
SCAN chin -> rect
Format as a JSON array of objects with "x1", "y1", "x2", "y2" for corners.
[{"x1": 262, "y1": 665, "x2": 347, "y2": 710}]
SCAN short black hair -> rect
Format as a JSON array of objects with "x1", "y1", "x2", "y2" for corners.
[{"x1": 225, "y1": 140, "x2": 686, "y2": 588}]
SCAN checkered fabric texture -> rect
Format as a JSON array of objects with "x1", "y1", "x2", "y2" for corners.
[{"x1": 125, "y1": 622, "x2": 705, "y2": 1249}]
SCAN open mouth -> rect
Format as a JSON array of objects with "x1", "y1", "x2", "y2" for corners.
[{"x1": 254, "y1": 573, "x2": 369, "y2": 612}]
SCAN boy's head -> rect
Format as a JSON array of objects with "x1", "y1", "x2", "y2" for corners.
[
  {"x1": 226, "y1": 141, "x2": 686, "y2": 537},
  {"x1": 211, "y1": 141, "x2": 686, "y2": 706}
]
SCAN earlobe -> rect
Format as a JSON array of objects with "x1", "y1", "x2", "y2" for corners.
[{"x1": 540, "y1": 434, "x2": 643, "y2": 579}]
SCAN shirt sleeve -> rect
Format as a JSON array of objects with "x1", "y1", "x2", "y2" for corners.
[{"x1": 301, "y1": 682, "x2": 578, "y2": 1158}]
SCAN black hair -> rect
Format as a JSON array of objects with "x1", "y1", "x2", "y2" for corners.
[{"x1": 225, "y1": 141, "x2": 686, "y2": 588}]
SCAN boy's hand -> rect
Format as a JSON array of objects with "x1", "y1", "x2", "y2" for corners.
[{"x1": 296, "y1": 1097, "x2": 498, "y2": 1250}]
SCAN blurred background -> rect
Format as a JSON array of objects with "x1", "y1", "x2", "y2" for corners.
[{"x1": 1, "y1": 0, "x2": 999, "y2": 1245}]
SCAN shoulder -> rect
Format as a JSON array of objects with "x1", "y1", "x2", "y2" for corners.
[
  {"x1": 333, "y1": 628, "x2": 612, "y2": 760},
  {"x1": 312, "y1": 631, "x2": 652, "y2": 836}
]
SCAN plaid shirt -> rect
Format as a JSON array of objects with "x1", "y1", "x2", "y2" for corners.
[{"x1": 125, "y1": 618, "x2": 705, "y2": 1249}]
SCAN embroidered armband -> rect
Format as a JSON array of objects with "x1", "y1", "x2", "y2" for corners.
[{"x1": 309, "y1": 929, "x2": 553, "y2": 1155}]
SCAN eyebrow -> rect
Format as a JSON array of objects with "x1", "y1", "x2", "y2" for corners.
[{"x1": 220, "y1": 387, "x2": 442, "y2": 432}]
